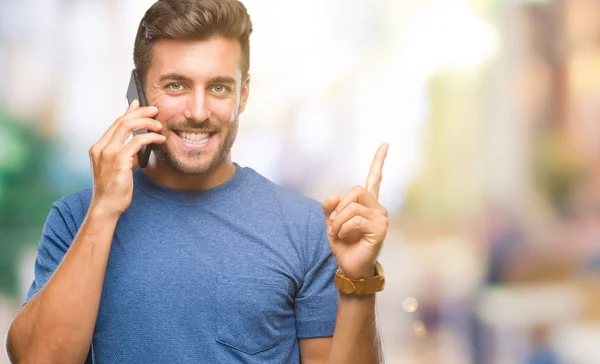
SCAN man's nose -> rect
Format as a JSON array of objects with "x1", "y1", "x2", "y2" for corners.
[{"x1": 184, "y1": 91, "x2": 211, "y2": 122}]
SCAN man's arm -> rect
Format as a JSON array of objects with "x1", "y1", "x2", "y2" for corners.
[
  {"x1": 299, "y1": 337, "x2": 332, "y2": 364},
  {"x1": 5, "y1": 101, "x2": 165, "y2": 364},
  {"x1": 327, "y1": 293, "x2": 382, "y2": 363},
  {"x1": 303, "y1": 143, "x2": 388, "y2": 364},
  {"x1": 299, "y1": 293, "x2": 382, "y2": 364},
  {"x1": 6, "y1": 207, "x2": 119, "y2": 363}
]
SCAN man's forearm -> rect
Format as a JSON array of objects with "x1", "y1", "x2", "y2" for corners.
[
  {"x1": 326, "y1": 293, "x2": 382, "y2": 364},
  {"x1": 6, "y1": 206, "x2": 119, "y2": 364}
]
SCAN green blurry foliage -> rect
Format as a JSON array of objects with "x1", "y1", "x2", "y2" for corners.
[{"x1": 0, "y1": 107, "x2": 59, "y2": 297}]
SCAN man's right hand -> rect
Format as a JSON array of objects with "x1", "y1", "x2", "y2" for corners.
[{"x1": 88, "y1": 99, "x2": 166, "y2": 218}]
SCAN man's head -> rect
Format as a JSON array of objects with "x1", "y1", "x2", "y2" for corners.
[{"x1": 133, "y1": 0, "x2": 253, "y2": 175}]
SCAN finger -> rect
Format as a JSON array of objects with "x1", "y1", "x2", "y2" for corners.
[
  {"x1": 122, "y1": 105, "x2": 158, "y2": 122},
  {"x1": 322, "y1": 195, "x2": 341, "y2": 220},
  {"x1": 95, "y1": 121, "x2": 125, "y2": 153},
  {"x1": 94, "y1": 102, "x2": 154, "y2": 151},
  {"x1": 337, "y1": 216, "x2": 372, "y2": 240},
  {"x1": 332, "y1": 185, "x2": 382, "y2": 221},
  {"x1": 365, "y1": 143, "x2": 389, "y2": 200},
  {"x1": 120, "y1": 133, "x2": 166, "y2": 160},
  {"x1": 107, "y1": 118, "x2": 163, "y2": 150},
  {"x1": 128, "y1": 98, "x2": 139, "y2": 111},
  {"x1": 329, "y1": 202, "x2": 380, "y2": 238},
  {"x1": 131, "y1": 151, "x2": 140, "y2": 170}
]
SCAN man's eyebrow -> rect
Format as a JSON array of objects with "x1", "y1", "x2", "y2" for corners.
[
  {"x1": 158, "y1": 73, "x2": 237, "y2": 87},
  {"x1": 208, "y1": 76, "x2": 236, "y2": 85},
  {"x1": 158, "y1": 73, "x2": 194, "y2": 83}
]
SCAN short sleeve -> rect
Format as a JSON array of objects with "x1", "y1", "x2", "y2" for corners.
[
  {"x1": 294, "y1": 206, "x2": 338, "y2": 338},
  {"x1": 24, "y1": 199, "x2": 80, "y2": 304}
]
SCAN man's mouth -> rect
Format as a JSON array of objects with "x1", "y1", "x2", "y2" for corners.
[{"x1": 173, "y1": 131, "x2": 215, "y2": 145}]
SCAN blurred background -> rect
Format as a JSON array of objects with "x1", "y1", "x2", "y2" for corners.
[{"x1": 1, "y1": 0, "x2": 600, "y2": 363}]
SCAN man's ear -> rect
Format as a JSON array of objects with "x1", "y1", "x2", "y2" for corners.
[{"x1": 238, "y1": 75, "x2": 251, "y2": 114}]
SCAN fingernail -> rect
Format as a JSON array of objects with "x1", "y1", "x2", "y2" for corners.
[
  {"x1": 129, "y1": 99, "x2": 139, "y2": 109},
  {"x1": 149, "y1": 106, "x2": 158, "y2": 112},
  {"x1": 327, "y1": 225, "x2": 333, "y2": 236},
  {"x1": 330, "y1": 211, "x2": 336, "y2": 220}
]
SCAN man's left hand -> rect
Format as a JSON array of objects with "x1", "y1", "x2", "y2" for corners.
[{"x1": 323, "y1": 143, "x2": 389, "y2": 279}]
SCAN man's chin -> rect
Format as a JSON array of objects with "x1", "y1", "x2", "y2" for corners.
[
  {"x1": 178, "y1": 165, "x2": 214, "y2": 175},
  {"x1": 167, "y1": 159, "x2": 217, "y2": 175},
  {"x1": 152, "y1": 149, "x2": 213, "y2": 175}
]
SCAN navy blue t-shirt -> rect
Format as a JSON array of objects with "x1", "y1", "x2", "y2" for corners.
[{"x1": 25, "y1": 164, "x2": 338, "y2": 363}]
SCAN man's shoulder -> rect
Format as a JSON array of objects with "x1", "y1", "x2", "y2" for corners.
[{"x1": 52, "y1": 187, "x2": 93, "y2": 219}]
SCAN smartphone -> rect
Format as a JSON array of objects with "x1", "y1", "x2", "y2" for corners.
[{"x1": 126, "y1": 69, "x2": 153, "y2": 168}]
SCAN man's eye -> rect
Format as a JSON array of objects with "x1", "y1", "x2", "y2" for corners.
[
  {"x1": 169, "y1": 83, "x2": 183, "y2": 91},
  {"x1": 211, "y1": 85, "x2": 228, "y2": 94}
]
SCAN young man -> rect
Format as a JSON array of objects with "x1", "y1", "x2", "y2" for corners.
[{"x1": 5, "y1": 0, "x2": 389, "y2": 363}]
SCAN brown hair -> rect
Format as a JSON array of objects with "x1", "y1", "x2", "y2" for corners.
[{"x1": 133, "y1": 0, "x2": 253, "y2": 82}]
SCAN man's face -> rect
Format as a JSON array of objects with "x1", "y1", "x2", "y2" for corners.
[{"x1": 144, "y1": 37, "x2": 249, "y2": 175}]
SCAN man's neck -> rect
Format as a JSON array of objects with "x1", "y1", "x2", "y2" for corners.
[{"x1": 142, "y1": 156, "x2": 236, "y2": 191}]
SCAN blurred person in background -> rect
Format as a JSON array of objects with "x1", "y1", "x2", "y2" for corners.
[
  {"x1": 525, "y1": 326, "x2": 559, "y2": 364},
  {"x1": 4, "y1": 0, "x2": 390, "y2": 363}
]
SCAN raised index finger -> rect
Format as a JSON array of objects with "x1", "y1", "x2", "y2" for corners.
[{"x1": 365, "y1": 143, "x2": 389, "y2": 200}]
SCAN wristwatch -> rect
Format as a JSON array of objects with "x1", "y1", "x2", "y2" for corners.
[{"x1": 334, "y1": 262, "x2": 385, "y2": 295}]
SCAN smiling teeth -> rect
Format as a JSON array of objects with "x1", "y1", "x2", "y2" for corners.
[{"x1": 180, "y1": 132, "x2": 210, "y2": 144}]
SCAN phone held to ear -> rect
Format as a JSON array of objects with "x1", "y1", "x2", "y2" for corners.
[{"x1": 126, "y1": 69, "x2": 153, "y2": 168}]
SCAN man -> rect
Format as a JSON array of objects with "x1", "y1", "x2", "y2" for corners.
[{"x1": 5, "y1": 0, "x2": 389, "y2": 363}]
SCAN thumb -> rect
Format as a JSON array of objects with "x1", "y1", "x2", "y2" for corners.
[{"x1": 322, "y1": 195, "x2": 340, "y2": 220}]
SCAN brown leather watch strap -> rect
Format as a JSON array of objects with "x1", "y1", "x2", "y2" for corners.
[{"x1": 334, "y1": 262, "x2": 385, "y2": 295}]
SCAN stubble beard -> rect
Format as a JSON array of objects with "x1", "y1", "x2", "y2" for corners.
[{"x1": 152, "y1": 119, "x2": 238, "y2": 176}]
